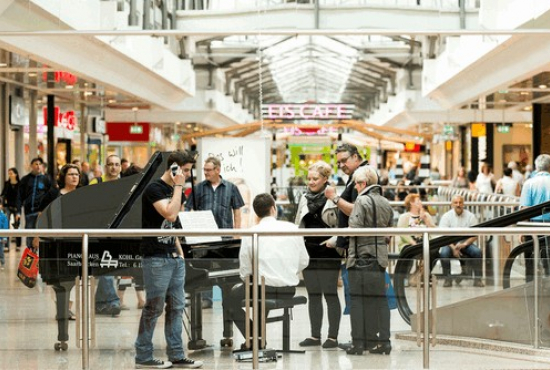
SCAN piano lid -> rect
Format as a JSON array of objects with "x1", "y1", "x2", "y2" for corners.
[{"x1": 38, "y1": 151, "x2": 174, "y2": 230}]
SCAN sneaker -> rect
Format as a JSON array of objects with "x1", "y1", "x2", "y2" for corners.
[
  {"x1": 96, "y1": 305, "x2": 121, "y2": 316},
  {"x1": 299, "y1": 337, "x2": 321, "y2": 347},
  {"x1": 135, "y1": 358, "x2": 172, "y2": 369},
  {"x1": 443, "y1": 279, "x2": 452, "y2": 288},
  {"x1": 322, "y1": 338, "x2": 338, "y2": 349},
  {"x1": 170, "y1": 358, "x2": 203, "y2": 369}
]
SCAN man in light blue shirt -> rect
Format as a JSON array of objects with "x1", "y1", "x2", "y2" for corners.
[{"x1": 520, "y1": 154, "x2": 550, "y2": 222}]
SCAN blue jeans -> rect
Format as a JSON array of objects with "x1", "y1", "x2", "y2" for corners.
[
  {"x1": 440, "y1": 243, "x2": 482, "y2": 278},
  {"x1": 95, "y1": 276, "x2": 120, "y2": 310},
  {"x1": 135, "y1": 257, "x2": 186, "y2": 362},
  {"x1": 0, "y1": 238, "x2": 5, "y2": 265},
  {"x1": 25, "y1": 213, "x2": 39, "y2": 249}
]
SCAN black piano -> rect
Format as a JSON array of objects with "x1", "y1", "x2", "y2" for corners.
[{"x1": 38, "y1": 151, "x2": 241, "y2": 351}]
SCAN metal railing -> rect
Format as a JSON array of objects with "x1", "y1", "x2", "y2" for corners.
[{"x1": 1, "y1": 225, "x2": 548, "y2": 369}]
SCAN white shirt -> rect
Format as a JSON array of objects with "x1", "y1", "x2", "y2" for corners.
[
  {"x1": 499, "y1": 176, "x2": 518, "y2": 196},
  {"x1": 439, "y1": 209, "x2": 478, "y2": 229},
  {"x1": 239, "y1": 216, "x2": 309, "y2": 287},
  {"x1": 475, "y1": 173, "x2": 494, "y2": 194}
]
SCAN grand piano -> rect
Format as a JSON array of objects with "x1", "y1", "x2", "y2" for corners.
[{"x1": 38, "y1": 151, "x2": 241, "y2": 351}]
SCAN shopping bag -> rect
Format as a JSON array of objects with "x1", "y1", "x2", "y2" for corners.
[
  {"x1": 17, "y1": 247, "x2": 39, "y2": 288},
  {"x1": 385, "y1": 271, "x2": 397, "y2": 310}
]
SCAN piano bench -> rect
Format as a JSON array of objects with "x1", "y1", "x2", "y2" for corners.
[{"x1": 242, "y1": 295, "x2": 307, "y2": 353}]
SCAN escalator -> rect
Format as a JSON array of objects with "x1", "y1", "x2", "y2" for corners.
[{"x1": 394, "y1": 199, "x2": 550, "y2": 326}]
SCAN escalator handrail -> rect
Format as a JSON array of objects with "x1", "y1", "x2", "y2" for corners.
[{"x1": 394, "y1": 199, "x2": 550, "y2": 325}]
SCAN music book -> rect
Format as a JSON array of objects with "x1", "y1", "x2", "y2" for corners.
[{"x1": 178, "y1": 210, "x2": 222, "y2": 245}]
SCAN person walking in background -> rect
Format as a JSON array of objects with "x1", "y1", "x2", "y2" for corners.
[
  {"x1": 1, "y1": 167, "x2": 22, "y2": 251},
  {"x1": 475, "y1": 163, "x2": 495, "y2": 194},
  {"x1": 495, "y1": 168, "x2": 520, "y2": 197},
  {"x1": 0, "y1": 201, "x2": 8, "y2": 269},
  {"x1": 294, "y1": 161, "x2": 342, "y2": 349},
  {"x1": 135, "y1": 150, "x2": 202, "y2": 369},
  {"x1": 17, "y1": 157, "x2": 54, "y2": 251},
  {"x1": 451, "y1": 166, "x2": 469, "y2": 189},
  {"x1": 508, "y1": 161, "x2": 524, "y2": 187},
  {"x1": 80, "y1": 161, "x2": 91, "y2": 186},
  {"x1": 346, "y1": 166, "x2": 393, "y2": 356}
]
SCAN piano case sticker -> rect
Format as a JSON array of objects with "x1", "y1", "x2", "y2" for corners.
[{"x1": 17, "y1": 248, "x2": 40, "y2": 288}]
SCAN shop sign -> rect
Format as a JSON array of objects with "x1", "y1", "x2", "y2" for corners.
[
  {"x1": 471, "y1": 123, "x2": 486, "y2": 138},
  {"x1": 42, "y1": 71, "x2": 78, "y2": 85},
  {"x1": 404, "y1": 142, "x2": 422, "y2": 152},
  {"x1": 263, "y1": 103, "x2": 354, "y2": 120},
  {"x1": 130, "y1": 125, "x2": 143, "y2": 134},
  {"x1": 42, "y1": 107, "x2": 78, "y2": 130}
]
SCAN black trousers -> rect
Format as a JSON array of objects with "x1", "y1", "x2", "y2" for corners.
[
  {"x1": 228, "y1": 283, "x2": 295, "y2": 339},
  {"x1": 348, "y1": 261, "x2": 390, "y2": 349},
  {"x1": 302, "y1": 258, "x2": 341, "y2": 339}
]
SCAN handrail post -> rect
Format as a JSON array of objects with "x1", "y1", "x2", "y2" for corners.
[
  {"x1": 252, "y1": 233, "x2": 259, "y2": 369},
  {"x1": 533, "y1": 234, "x2": 540, "y2": 349},
  {"x1": 81, "y1": 233, "x2": 89, "y2": 370},
  {"x1": 422, "y1": 232, "x2": 430, "y2": 369}
]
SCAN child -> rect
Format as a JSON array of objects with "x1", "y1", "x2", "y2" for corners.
[{"x1": 0, "y1": 201, "x2": 8, "y2": 270}]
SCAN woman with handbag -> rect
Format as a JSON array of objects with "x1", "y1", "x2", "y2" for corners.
[
  {"x1": 294, "y1": 161, "x2": 343, "y2": 349},
  {"x1": 1, "y1": 167, "x2": 21, "y2": 251},
  {"x1": 346, "y1": 166, "x2": 394, "y2": 355}
]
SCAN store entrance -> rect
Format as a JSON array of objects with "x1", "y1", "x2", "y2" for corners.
[{"x1": 56, "y1": 138, "x2": 71, "y2": 171}]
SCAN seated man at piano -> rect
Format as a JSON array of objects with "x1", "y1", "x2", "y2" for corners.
[
  {"x1": 227, "y1": 193, "x2": 309, "y2": 350},
  {"x1": 134, "y1": 150, "x2": 203, "y2": 369}
]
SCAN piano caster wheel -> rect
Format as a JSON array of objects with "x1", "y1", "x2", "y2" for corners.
[
  {"x1": 220, "y1": 338, "x2": 233, "y2": 348},
  {"x1": 188, "y1": 339, "x2": 207, "y2": 350},
  {"x1": 54, "y1": 342, "x2": 68, "y2": 351}
]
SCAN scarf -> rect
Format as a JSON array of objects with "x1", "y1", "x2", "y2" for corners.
[{"x1": 304, "y1": 187, "x2": 328, "y2": 215}]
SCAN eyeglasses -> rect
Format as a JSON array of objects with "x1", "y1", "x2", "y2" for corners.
[
  {"x1": 337, "y1": 156, "x2": 351, "y2": 166},
  {"x1": 203, "y1": 167, "x2": 216, "y2": 172},
  {"x1": 106, "y1": 163, "x2": 121, "y2": 167},
  {"x1": 67, "y1": 173, "x2": 80, "y2": 176}
]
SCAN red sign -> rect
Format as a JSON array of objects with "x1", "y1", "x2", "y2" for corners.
[
  {"x1": 263, "y1": 104, "x2": 354, "y2": 120},
  {"x1": 106, "y1": 122, "x2": 150, "y2": 142},
  {"x1": 42, "y1": 107, "x2": 78, "y2": 131},
  {"x1": 42, "y1": 71, "x2": 78, "y2": 85}
]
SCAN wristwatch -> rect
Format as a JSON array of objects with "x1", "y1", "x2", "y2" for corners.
[{"x1": 332, "y1": 195, "x2": 340, "y2": 205}]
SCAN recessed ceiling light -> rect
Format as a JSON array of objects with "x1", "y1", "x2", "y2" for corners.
[
  {"x1": 65, "y1": 85, "x2": 74, "y2": 89},
  {"x1": 539, "y1": 84, "x2": 547, "y2": 89},
  {"x1": 186, "y1": 124, "x2": 192, "y2": 129},
  {"x1": 108, "y1": 99, "x2": 116, "y2": 104},
  {"x1": 28, "y1": 72, "x2": 37, "y2": 77},
  {"x1": 523, "y1": 106, "x2": 532, "y2": 111},
  {"x1": 520, "y1": 91, "x2": 529, "y2": 95},
  {"x1": 0, "y1": 63, "x2": 7, "y2": 67},
  {"x1": 132, "y1": 107, "x2": 139, "y2": 112},
  {"x1": 84, "y1": 91, "x2": 93, "y2": 96}
]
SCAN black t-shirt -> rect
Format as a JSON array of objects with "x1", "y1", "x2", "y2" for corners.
[{"x1": 140, "y1": 179, "x2": 183, "y2": 256}]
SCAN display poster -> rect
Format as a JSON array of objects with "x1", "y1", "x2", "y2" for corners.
[{"x1": 198, "y1": 137, "x2": 271, "y2": 229}]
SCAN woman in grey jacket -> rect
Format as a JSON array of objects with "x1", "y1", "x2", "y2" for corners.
[
  {"x1": 346, "y1": 166, "x2": 394, "y2": 355},
  {"x1": 294, "y1": 161, "x2": 343, "y2": 349}
]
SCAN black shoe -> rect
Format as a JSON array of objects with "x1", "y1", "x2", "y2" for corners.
[
  {"x1": 338, "y1": 341, "x2": 353, "y2": 351},
  {"x1": 443, "y1": 278, "x2": 452, "y2": 288},
  {"x1": 322, "y1": 338, "x2": 338, "y2": 349},
  {"x1": 96, "y1": 305, "x2": 121, "y2": 316},
  {"x1": 473, "y1": 279, "x2": 485, "y2": 287},
  {"x1": 170, "y1": 357, "x2": 203, "y2": 368},
  {"x1": 299, "y1": 337, "x2": 321, "y2": 347},
  {"x1": 345, "y1": 346, "x2": 364, "y2": 355},
  {"x1": 369, "y1": 343, "x2": 391, "y2": 355},
  {"x1": 454, "y1": 276, "x2": 463, "y2": 286},
  {"x1": 240, "y1": 339, "x2": 265, "y2": 351}
]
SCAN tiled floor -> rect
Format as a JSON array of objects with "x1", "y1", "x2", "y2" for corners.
[{"x1": 1, "y1": 246, "x2": 549, "y2": 370}]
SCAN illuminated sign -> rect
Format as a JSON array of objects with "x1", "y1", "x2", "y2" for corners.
[
  {"x1": 404, "y1": 143, "x2": 424, "y2": 153},
  {"x1": 497, "y1": 124, "x2": 511, "y2": 134},
  {"x1": 130, "y1": 125, "x2": 143, "y2": 134},
  {"x1": 42, "y1": 107, "x2": 77, "y2": 131},
  {"x1": 263, "y1": 104, "x2": 354, "y2": 120}
]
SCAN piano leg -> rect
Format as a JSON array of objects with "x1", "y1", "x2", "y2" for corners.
[
  {"x1": 220, "y1": 284, "x2": 234, "y2": 348},
  {"x1": 188, "y1": 290, "x2": 207, "y2": 350},
  {"x1": 52, "y1": 280, "x2": 75, "y2": 351}
]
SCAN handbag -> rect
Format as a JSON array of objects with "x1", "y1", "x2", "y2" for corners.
[
  {"x1": 385, "y1": 271, "x2": 397, "y2": 310},
  {"x1": 17, "y1": 247, "x2": 39, "y2": 288}
]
